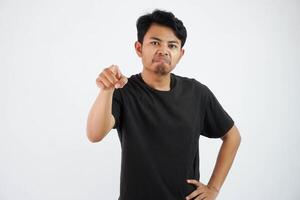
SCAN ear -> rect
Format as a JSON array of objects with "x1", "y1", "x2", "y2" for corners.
[
  {"x1": 179, "y1": 48, "x2": 185, "y2": 59},
  {"x1": 134, "y1": 41, "x2": 142, "y2": 57}
]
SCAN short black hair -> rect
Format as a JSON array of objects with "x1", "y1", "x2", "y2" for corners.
[{"x1": 136, "y1": 9, "x2": 187, "y2": 48}]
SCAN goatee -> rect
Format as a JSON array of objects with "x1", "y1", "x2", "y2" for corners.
[{"x1": 154, "y1": 64, "x2": 169, "y2": 76}]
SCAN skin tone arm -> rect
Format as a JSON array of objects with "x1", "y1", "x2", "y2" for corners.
[
  {"x1": 186, "y1": 125, "x2": 241, "y2": 200},
  {"x1": 207, "y1": 125, "x2": 241, "y2": 191},
  {"x1": 86, "y1": 65, "x2": 128, "y2": 143},
  {"x1": 86, "y1": 89, "x2": 115, "y2": 142}
]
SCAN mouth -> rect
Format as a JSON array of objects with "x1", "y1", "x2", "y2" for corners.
[{"x1": 153, "y1": 57, "x2": 170, "y2": 64}]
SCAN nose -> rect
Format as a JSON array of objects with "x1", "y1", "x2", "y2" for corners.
[
  {"x1": 157, "y1": 44, "x2": 169, "y2": 56},
  {"x1": 157, "y1": 49, "x2": 169, "y2": 56}
]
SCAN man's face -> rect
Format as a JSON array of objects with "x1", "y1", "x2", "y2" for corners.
[{"x1": 135, "y1": 23, "x2": 185, "y2": 76}]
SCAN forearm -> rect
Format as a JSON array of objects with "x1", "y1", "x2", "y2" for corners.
[
  {"x1": 207, "y1": 129, "x2": 241, "y2": 192},
  {"x1": 86, "y1": 89, "x2": 115, "y2": 142}
]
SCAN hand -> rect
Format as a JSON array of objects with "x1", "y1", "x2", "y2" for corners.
[
  {"x1": 96, "y1": 65, "x2": 128, "y2": 90},
  {"x1": 185, "y1": 179, "x2": 219, "y2": 200}
]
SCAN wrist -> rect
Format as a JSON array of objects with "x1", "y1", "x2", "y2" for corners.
[
  {"x1": 207, "y1": 184, "x2": 220, "y2": 193},
  {"x1": 99, "y1": 88, "x2": 115, "y2": 94}
]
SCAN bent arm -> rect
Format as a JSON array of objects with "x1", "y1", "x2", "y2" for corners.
[
  {"x1": 86, "y1": 89, "x2": 116, "y2": 143},
  {"x1": 207, "y1": 125, "x2": 241, "y2": 192}
]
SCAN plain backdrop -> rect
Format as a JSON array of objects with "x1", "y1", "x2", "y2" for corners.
[{"x1": 1, "y1": 0, "x2": 299, "y2": 199}]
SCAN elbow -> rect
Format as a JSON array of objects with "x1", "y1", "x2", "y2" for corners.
[
  {"x1": 86, "y1": 117, "x2": 114, "y2": 143},
  {"x1": 87, "y1": 135, "x2": 102, "y2": 143},
  {"x1": 87, "y1": 133, "x2": 102, "y2": 143},
  {"x1": 86, "y1": 128, "x2": 104, "y2": 143}
]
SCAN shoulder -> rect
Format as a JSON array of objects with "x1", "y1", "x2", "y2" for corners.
[
  {"x1": 114, "y1": 73, "x2": 143, "y2": 99},
  {"x1": 173, "y1": 73, "x2": 209, "y2": 91}
]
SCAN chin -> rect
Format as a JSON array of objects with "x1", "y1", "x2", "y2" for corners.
[{"x1": 154, "y1": 64, "x2": 172, "y2": 75}]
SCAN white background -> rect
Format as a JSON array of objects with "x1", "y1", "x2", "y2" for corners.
[{"x1": 1, "y1": 0, "x2": 299, "y2": 199}]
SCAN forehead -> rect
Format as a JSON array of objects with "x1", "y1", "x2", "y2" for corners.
[{"x1": 144, "y1": 23, "x2": 180, "y2": 43}]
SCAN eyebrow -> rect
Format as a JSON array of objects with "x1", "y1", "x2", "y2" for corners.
[{"x1": 150, "y1": 37, "x2": 179, "y2": 45}]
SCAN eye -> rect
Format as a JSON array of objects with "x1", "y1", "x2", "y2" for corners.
[
  {"x1": 169, "y1": 44, "x2": 178, "y2": 49},
  {"x1": 151, "y1": 41, "x2": 159, "y2": 45}
]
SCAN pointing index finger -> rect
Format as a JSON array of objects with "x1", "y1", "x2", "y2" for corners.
[{"x1": 109, "y1": 65, "x2": 119, "y2": 76}]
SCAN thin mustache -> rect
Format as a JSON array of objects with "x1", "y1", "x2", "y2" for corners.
[{"x1": 152, "y1": 56, "x2": 170, "y2": 63}]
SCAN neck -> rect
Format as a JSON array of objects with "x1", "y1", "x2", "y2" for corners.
[{"x1": 141, "y1": 69, "x2": 171, "y2": 91}]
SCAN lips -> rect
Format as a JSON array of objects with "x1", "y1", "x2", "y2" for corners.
[{"x1": 153, "y1": 57, "x2": 170, "y2": 63}]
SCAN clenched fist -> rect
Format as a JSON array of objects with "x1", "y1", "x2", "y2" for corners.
[{"x1": 96, "y1": 65, "x2": 128, "y2": 91}]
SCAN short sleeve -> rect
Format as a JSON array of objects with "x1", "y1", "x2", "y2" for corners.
[
  {"x1": 112, "y1": 89, "x2": 122, "y2": 130},
  {"x1": 201, "y1": 85, "x2": 234, "y2": 138}
]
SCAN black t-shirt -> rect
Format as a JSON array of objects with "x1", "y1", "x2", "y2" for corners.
[{"x1": 111, "y1": 72, "x2": 234, "y2": 200}]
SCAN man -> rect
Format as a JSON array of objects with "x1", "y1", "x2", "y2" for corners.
[{"x1": 86, "y1": 9, "x2": 241, "y2": 200}]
